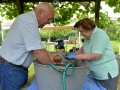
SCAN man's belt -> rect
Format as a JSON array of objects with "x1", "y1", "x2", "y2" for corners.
[
  {"x1": 0, "y1": 56, "x2": 12, "y2": 64},
  {"x1": 0, "y1": 56, "x2": 27, "y2": 69}
]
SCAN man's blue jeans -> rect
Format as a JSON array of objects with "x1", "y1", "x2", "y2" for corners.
[{"x1": 0, "y1": 59, "x2": 28, "y2": 90}]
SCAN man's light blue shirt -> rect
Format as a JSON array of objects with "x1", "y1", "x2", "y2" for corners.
[{"x1": 0, "y1": 11, "x2": 44, "y2": 68}]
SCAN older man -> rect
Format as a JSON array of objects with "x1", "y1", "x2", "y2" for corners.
[{"x1": 0, "y1": 2, "x2": 57, "y2": 90}]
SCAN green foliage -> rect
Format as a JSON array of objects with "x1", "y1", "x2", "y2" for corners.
[
  {"x1": 3, "y1": 29, "x2": 9, "y2": 37},
  {"x1": 0, "y1": 21, "x2": 2, "y2": 23},
  {"x1": 118, "y1": 17, "x2": 120, "y2": 22},
  {"x1": 0, "y1": 33, "x2": 2, "y2": 42},
  {"x1": 105, "y1": 0, "x2": 120, "y2": 19},
  {"x1": 40, "y1": 30, "x2": 49, "y2": 41},
  {"x1": 102, "y1": 0, "x2": 120, "y2": 40},
  {"x1": 0, "y1": 1, "x2": 119, "y2": 23},
  {"x1": 105, "y1": 24, "x2": 120, "y2": 41},
  {"x1": 40, "y1": 29, "x2": 76, "y2": 41},
  {"x1": 23, "y1": 3, "x2": 37, "y2": 13},
  {"x1": 0, "y1": 3, "x2": 19, "y2": 20},
  {"x1": 99, "y1": 12, "x2": 111, "y2": 29},
  {"x1": 0, "y1": 29, "x2": 9, "y2": 42},
  {"x1": 0, "y1": 1, "x2": 120, "y2": 42},
  {"x1": 52, "y1": 2, "x2": 82, "y2": 26},
  {"x1": 0, "y1": 3, "x2": 37, "y2": 20},
  {"x1": 0, "y1": 1, "x2": 116, "y2": 26},
  {"x1": 105, "y1": 0, "x2": 119, "y2": 7}
]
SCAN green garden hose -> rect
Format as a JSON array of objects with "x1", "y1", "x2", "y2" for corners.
[{"x1": 47, "y1": 63, "x2": 75, "y2": 90}]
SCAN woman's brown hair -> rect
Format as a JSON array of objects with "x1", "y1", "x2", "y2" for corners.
[{"x1": 74, "y1": 18, "x2": 96, "y2": 31}]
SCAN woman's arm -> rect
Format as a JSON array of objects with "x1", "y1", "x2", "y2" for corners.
[
  {"x1": 76, "y1": 47, "x2": 84, "y2": 54},
  {"x1": 76, "y1": 52, "x2": 102, "y2": 60}
]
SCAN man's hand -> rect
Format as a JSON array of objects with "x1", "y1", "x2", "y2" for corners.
[
  {"x1": 50, "y1": 53, "x2": 62, "y2": 64},
  {"x1": 64, "y1": 52, "x2": 77, "y2": 60}
]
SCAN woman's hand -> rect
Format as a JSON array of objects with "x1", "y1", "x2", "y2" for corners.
[{"x1": 64, "y1": 52, "x2": 77, "y2": 60}]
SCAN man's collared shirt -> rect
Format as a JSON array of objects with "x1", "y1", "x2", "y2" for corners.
[{"x1": 0, "y1": 11, "x2": 44, "y2": 68}]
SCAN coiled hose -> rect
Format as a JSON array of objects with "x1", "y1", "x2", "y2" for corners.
[{"x1": 47, "y1": 63, "x2": 75, "y2": 90}]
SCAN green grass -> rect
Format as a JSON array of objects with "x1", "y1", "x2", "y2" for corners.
[
  {"x1": 111, "y1": 41, "x2": 119, "y2": 54},
  {"x1": 44, "y1": 43, "x2": 82, "y2": 52},
  {"x1": 44, "y1": 41, "x2": 119, "y2": 53},
  {"x1": 28, "y1": 63, "x2": 34, "y2": 80}
]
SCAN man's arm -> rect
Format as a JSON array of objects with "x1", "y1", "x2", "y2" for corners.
[{"x1": 32, "y1": 49, "x2": 54, "y2": 64}]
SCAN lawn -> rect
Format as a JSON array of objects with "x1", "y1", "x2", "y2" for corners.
[
  {"x1": 111, "y1": 41, "x2": 120, "y2": 54},
  {"x1": 44, "y1": 41, "x2": 120, "y2": 53},
  {"x1": 23, "y1": 41, "x2": 120, "y2": 89}
]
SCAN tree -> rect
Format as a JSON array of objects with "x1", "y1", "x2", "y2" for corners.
[
  {"x1": 105, "y1": 0, "x2": 120, "y2": 46},
  {"x1": 0, "y1": 2, "x2": 112, "y2": 24},
  {"x1": 0, "y1": 1, "x2": 120, "y2": 41}
]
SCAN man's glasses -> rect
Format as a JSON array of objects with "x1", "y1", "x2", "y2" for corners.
[
  {"x1": 43, "y1": 11, "x2": 53, "y2": 23},
  {"x1": 46, "y1": 16, "x2": 53, "y2": 23}
]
